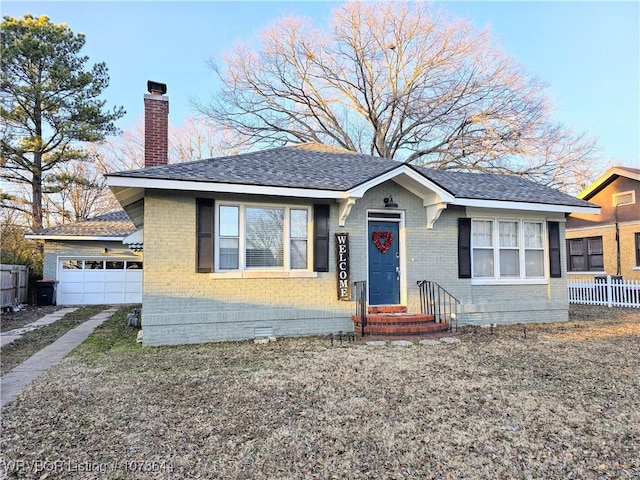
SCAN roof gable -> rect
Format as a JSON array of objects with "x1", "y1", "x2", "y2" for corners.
[{"x1": 579, "y1": 166, "x2": 640, "y2": 200}]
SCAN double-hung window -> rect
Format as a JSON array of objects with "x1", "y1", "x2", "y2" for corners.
[
  {"x1": 219, "y1": 206, "x2": 240, "y2": 269},
  {"x1": 471, "y1": 219, "x2": 546, "y2": 282},
  {"x1": 289, "y1": 209, "x2": 309, "y2": 269},
  {"x1": 472, "y1": 220, "x2": 494, "y2": 277},
  {"x1": 499, "y1": 221, "x2": 519, "y2": 277},
  {"x1": 524, "y1": 222, "x2": 545, "y2": 277},
  {"x1": 567, "y1": 236, "x2": 604, "y2": 272},
  {"x1": 216, "y1": 202, "x2": 311, "y2": 272}
]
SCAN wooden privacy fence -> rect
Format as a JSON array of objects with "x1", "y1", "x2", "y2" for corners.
[
  {"x1": 1, "y1": 264, "x2": 29, "y2": 308},
  {"x1": 568, "y1": 275, "x2": 640, "y2": 308}
]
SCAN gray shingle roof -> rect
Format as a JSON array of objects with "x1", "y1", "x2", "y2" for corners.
[
  {"x1": 29, "y1": 211, "x2": 135, "y2": 238},
  {"x1": 109, "y1": 143, "x2": 594, "y2": 208},
  {"x1": 416, "y1": 168, "x2": 594, "y2": 207},
  {"x1": 110, "y1": 143, "x2": 399, "y2": 191}
]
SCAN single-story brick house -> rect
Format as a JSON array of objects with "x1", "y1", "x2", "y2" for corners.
[
  {"x1": 102, "y1": 86, "x2": 599, "y2": 346},
  {"x1": 25, "y1": 211, "x2": 143, "y2": 305}
]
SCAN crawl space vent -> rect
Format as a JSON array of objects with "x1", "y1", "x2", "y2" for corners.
[{"x1": 254, "y1": 327, "x2": 274, "y2": 338}]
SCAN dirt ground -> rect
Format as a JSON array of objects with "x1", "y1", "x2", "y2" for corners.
[
  {"x1": 1, "y1": 305, "x2": 638, "y2": 479},
  {"x1": 568, "y1": 303, "x2": 635, "y2": 321},
  {"x1": 0, "y1": 303, "x2": 628, "y2": 333},
  {"x1": 0, "y1": 305, "x2": 64, "y2": 332}
]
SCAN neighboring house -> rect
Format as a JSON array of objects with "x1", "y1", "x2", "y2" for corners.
[
  {"x1": 102, "y1": 84, "x2": 599, "y2": 346},
  {"x1": 26, "y1": 211, "x2": 143, "y2": 305},
  {"x1": 565, "y1": 166, "x2": 640, "y2": 280}
]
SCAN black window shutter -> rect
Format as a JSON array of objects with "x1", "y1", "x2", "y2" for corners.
[
  {"x1": 566, "y1": 238, "x2": 575, "y2": 272},
  {"x1": 458, "y1": 217, "x2": 472, "y2": 279},
  {"x1": 548, "y1": 221, "x2": 562, "y2": 278},
  {"x1": 314, "y1": 204, "x2": 330, "y2": 272},
  {"x1": 196, "y1": 199, "x2": 215, "y2": 273}
]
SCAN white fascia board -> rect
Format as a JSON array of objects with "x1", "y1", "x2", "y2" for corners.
[
  {"x1": 466, "y1": 206, "x2": 567, "y2": 221},
  {"x1": 109, "y1": 185, "x2": 144, "y2": 208},
  {"x1": 122, "y1": 229, "x2": 143, "y2": 244},
  {"x1": 106, "y1": 175, "x2": 346, "y2": 200},
  {"x1": 347, "y1": 165, "x2": 455, "y2": 202},
  {"x1": 578, "y1": 167, "x2": 640, "y2": 199},
  {"x1": 24, "y1": 235, "x2": 126, "y2": 241},
  {"x1": 452, "y1": 198, "x2": 600, "y2": 215}
]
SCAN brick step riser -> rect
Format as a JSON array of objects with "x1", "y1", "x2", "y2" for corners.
[
  {"x1": 367, "y1": 306, "x2": 407, "y2": 314},
  {"x1": 353, "y1": 314, "x2": 436, "y2": 325},
  {"x1": 354, "y1": 322, "x2": 443, "y2": 329},
  {"x1": 359, "y1": 323, "x2": 449, "y2": 336}
]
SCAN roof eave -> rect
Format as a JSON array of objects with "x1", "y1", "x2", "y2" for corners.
[
  {"x1": 106, "y1": 175, "x2": 348, "y2": 200},
  {"x1": 453, "y1": 198, "x2": 601, "y2": 214},
  {"x1": 106, "y1": 168, "x2": 598, "y2": 217},
  {"x1": 24, "y1": 235, "x2": 127, "y2": 241},
  {"x1": 578, "y1": 167, "x2": 640, "y2": 200}
]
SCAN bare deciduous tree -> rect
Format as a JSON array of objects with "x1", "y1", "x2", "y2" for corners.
[
  {"x1": 94, "y1": 123, "x2": 145, "y2": 174},
  {"x1": 198, "y1": 2, "x2": 601, "y2": 190},
  {"x1": 170, "y1": 117, "x2": 242, "y2": 163},
  {"x1": 1, "y1": 114, "x2": 241, "y2": 231},
  {"x1": 96, "y1": 117, "x2": 242, "y2": 174},
  {"x1": 44, "y1": 159, "x2": 115, "y2": 223}
]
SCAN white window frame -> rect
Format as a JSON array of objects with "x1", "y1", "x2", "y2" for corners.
[
  {"x1": 212, "y1": 201, "x2": 314, "y2": 278},
  {"x1": 59, "y1": 257, "x2": 143, "y2": 270},
  {"x1": 612, "y1": 190, "x2": 635, "y2": 207},
  {"x1": 471, "y1": 218, "x2": 548, "y2": 285}
]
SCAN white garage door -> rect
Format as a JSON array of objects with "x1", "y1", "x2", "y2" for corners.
[{"x1": 57, "y1": 258, "x2": 143, "y2": 305}]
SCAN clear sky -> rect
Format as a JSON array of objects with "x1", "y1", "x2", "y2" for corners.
[{"x1": 3, "y1": 0, "x2": 639, "y2": 168}]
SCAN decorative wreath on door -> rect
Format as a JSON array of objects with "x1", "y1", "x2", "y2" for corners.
[{"x1": 372, "y1": 231, "x2": 393, "y2": 254}]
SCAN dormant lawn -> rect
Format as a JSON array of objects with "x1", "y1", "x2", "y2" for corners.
[{"x1": 1, "y1": 306, "x2": 638, "y2": 479}]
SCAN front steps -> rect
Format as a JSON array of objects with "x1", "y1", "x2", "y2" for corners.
[{"x1": 352, "y1": 306, "x2": 450, "y2": 338}]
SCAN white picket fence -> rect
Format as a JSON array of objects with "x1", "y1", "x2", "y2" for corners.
[{"x1": 568, "y1": 275, "x2": 640, "y2": 308}]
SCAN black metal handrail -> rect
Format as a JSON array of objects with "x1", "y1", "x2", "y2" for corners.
[
  {"x1": 353, "y1": 280, "x2": 367, "y2": 336},
  {"x1": 417, "y1": 280, "x2": 460, "y2": 332}
]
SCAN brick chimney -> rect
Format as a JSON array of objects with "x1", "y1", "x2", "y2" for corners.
[{"x1": 144, "y1": 81, "x2": 168, "y2": 167}]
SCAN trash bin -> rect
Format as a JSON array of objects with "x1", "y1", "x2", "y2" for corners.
[{"x1": 36, "y1": 280, "x2": 58, "y2": 306}]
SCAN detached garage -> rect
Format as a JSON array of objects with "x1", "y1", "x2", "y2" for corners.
[
  {"x1": 26, "y1": 211, "x2": 143, "y2": 306},
  {"x1": 57, "y1": 258, "x2": 142, "y2": 305}
]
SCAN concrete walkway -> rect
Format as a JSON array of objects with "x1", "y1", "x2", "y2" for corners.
[
  {"x1": 1, "y1": 306, "x2": 118, "y2": 407},
  {"x1": 1, "y1": 307, "x2": 79, "y2": 347}
]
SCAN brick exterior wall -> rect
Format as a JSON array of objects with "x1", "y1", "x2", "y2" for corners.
[
  {"x1": 142, "y1": 189, "x2": 352, "y2": 345},
  {"x1": 144, "y1": 93, "x2": 169, "y2": 167},
  {"x1": 141, "y1": 181, "x2": 571, "y2": 346},
  {"x1": 565, "y1": 223, "x2": 640, "y2": 280},
  {"x1": 341, "y1": 183, "x2": 569, "y2": 328}
]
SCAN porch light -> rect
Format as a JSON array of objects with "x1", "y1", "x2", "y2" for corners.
[{"x1": 384, "y1": 196, "x2": 398, "y2": 208}]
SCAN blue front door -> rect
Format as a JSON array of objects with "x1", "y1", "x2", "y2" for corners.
[{"x1": 368, "y1": 221, "x2": 400, "y2": 305}]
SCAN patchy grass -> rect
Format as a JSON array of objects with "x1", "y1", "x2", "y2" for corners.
[
  {"x1": 71, "y1": 305, "x2": 141, "y2": 363},
  {"x1": 1, "y1": 307, "x2": 639, "y2": 479},
  {"x1": 0, "y1": 305, "x2": 64, "y2": 332},
  {"x1": 0, "y1": 305, "x2": 106, "y2": 376},
  {"x1": 569, "y1": 303, "x2": 637, "y2": 322}
]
